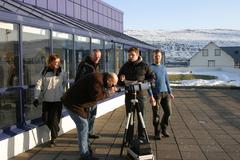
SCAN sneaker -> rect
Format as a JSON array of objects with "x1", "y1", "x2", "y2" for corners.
[
  {"x1": 88, "y1": 134, "x2": 100, "y2": 139},
  {"x1": 162, "y1": 130, "x2": 170, "y2": 137}
]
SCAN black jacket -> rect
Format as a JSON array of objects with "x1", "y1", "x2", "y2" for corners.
[
  {"x1": 75, "y1": 56, "x2": 99, "y2": 82},
  {"x1": 118, "y1": 56, "x2": 155, "y2": 96}
]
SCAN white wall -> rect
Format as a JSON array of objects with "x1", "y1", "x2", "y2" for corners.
[
  {"x1": 190, "y1": 42, "x2": 235, "y2": 68},
  {"x1": 0, "y1": 94, "x2": 125, "y2": 160}
]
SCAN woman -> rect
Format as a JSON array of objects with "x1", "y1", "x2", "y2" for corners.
[{"x1": 33, "y1": 54, "x2": 67, "y2": 147}]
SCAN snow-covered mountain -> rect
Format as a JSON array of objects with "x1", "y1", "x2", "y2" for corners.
[{"x1": 125, "y1": 29, "x2": 240, "y2": 65}]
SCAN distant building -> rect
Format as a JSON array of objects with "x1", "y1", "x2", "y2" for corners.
[{"x1": 190, "y1": 42, "x2": 240, "y2": 69}]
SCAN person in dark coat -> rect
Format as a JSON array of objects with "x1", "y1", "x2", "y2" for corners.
[
  {"x1": 118, "y1": 47, "x2": 156, "y2": 141},
  {"x1": 75, "y1": 49, "x2": 101, "y2": 139},
  {"x1": 62, "y1": 72, "x2": 118, "y2": 160}
]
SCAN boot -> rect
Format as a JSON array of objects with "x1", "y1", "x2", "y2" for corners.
[
  {"x1": 50, "y1": 138, "x2": 56, "y2": 147},
  {"x1": 162, "y1": 129, "x2": 170, "y2": 137},
  {"x1": 154, "y1": 126, "x2": 161, "y2": 140}
]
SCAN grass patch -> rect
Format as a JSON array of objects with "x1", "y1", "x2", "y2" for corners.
[{"x1": 169, "y1": 74, "x2": 217, "y2": 81}]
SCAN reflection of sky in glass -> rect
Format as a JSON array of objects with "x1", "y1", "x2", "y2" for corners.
[
  {"x1": 0, "y1": 22, "x2": 14, "y2": 30},
  {"x1": 53, "y1": 31, "x2": 71, "y2": 40},
  {"x1": 76, "y1": 35, "x2": 89, "y2": 42},
  {"x1": 23, "y1": 26, "x2": 46, "y2": 35},
  {"x1": 92, "y1": 38, "x2": 100, "y2": 44}
]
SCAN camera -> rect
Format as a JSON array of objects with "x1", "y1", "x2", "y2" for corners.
[{"x1": 125, "y1": 81, "x2": 152, "y2": 93}]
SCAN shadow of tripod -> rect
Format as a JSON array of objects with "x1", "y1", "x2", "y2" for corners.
[{"x1": 120, "y1": 84, "x2": 151, "y2": 157}]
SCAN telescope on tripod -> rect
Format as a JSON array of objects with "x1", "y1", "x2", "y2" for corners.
[{"x1": 120, "y1": 81, "x2": 155, "y2": 160}]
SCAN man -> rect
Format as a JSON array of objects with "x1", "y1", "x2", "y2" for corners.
[
  {"x1": 75, "y1": 49, "x2": 101, "y2": 139},
  {"x1": 62, "y1": 72, "x2": 118, "y2": 160},
  {"x1": 151, "y1": 49, "x2": 174, "y2": 140},
  {"x1": 118, "y1": 47, "x2": 155, "y2": 141}
]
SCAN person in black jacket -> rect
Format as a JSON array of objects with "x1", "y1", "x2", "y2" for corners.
[
  {"x1": 118, "y1": 47, "x2": 156, "y2": 141},
  {"x1": 75, "y1": 49, "x2": 101, "y2": 139}
]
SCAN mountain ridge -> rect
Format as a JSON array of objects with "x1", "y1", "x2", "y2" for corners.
[{"x1": 125, "y1": 29, "x2": 240, "y2": 64}]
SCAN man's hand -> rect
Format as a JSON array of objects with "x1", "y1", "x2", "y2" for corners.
[
  {"x1": 149, "y1": 96, "x2": 156, "y2": 106},
  {"x1": 170, "y1": 93, "x2": 175, "y2": 100},
  {"x1": 33, "y1": 99, "x2": 39, "y2": 107}
]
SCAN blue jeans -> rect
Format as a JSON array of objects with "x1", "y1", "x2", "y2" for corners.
[
  {"x1": 88, "y1": 105, "x2": 97, "y2": 135},
  {"x1": 67, "y1": 109, "x2": 90, "y2": 157}
]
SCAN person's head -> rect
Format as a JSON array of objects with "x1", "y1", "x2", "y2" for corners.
[
  {"x1": 90, "y1": 49, "x2": 101, "y2": 64},
  {"x1": 128, "y1": 47, "x2": 140, "y2": 62},
  {"x1": 48, "y1": 54, "x2": 61, "y2": 69},
  {"x1": 107, "y1": 72, "x2": 118, "y2": 89},
  {"x1": 153, "y1": 49, "x2": 163, "y2": 65}
]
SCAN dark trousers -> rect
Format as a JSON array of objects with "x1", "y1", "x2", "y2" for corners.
[
  {"x1": 152, "y1": 92, "x2": 172, "y2": 135},
  {"x1": 42, "y1": 101, "x2": 62, "y2": 139},
  {"x1": 125, "y1": 94, "x2": 145, "y2": 140}
]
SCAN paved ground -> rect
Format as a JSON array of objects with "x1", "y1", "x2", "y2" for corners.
[{"x1": 11, "y1": 88, "x2": 240, "y2": 160}]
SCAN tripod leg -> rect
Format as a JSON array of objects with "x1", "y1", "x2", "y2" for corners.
[
  {"x1": 126, "y1": 111, "x2": 134, "y2": 145},
  {"x1": 136, "y1": 103, "x2": 150, "y2": 142},
  {"x1": 120, "y1": 112, "x2": 132, "y2": 156}
]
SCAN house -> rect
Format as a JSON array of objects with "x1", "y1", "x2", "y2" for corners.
[{"x1": 190, "y1": 42, "x2": 240, "y2": 68}]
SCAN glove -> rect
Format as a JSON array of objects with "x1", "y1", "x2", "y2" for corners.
[{"x1": 33, "y1": 99, "x2": 39, "y2": 107}]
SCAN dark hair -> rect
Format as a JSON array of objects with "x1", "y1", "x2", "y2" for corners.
[
  {"x1": 92, "y1": 49, "x2": 101, "y2": 54},
  {"x1": 47, "y1": 54, "x2": 60, "y2": 65},
  {"x1": 128, "y1": 47, "x2": 139, "y2": 54},
  {"x1": 153, "y1": 49, "x2": 163, "y2": 55}
]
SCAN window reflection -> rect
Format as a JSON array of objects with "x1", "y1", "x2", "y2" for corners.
[
  {"x1": 91, "y1": 38, "x2": 104, "y2": 72},
  {"x1": 53, "y1": 31, "x2": 73, "y2": 82},
  {"x1": 75, "y1": 35, "x2": 90, "y2": 74},
  {"x1": 0, "y1": 21, "x2": 19, "y2": 128},
  {"x1": 115, "y1": 43, "x2": 123, "y2": 73},
  {"x1": 105, "y1": 41, "x2": 115, "y2": 72},
  {"x1": 140, "y1": 49, "x2": 148, "y2": 62},
  {"x1": 22, "y1": 25, "x2": 50, "y2": 121}
]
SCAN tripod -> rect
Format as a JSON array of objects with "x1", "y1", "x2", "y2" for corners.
[{"x1": 120, "y1": 86, "x2": 150, "y2": 157}]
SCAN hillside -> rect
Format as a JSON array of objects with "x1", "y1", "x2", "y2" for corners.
[{"x1": 125, "y1": 29, "x2": 240, "y2": 65}]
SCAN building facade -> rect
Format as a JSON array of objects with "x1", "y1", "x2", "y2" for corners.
[
  {"x1": 190, "y1": 42, "x2": 240, "y2": 69},
  {"x1": 0, "y1": 0, "x2": 156, "y2": 159}
]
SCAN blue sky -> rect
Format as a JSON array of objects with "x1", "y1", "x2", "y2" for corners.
[{"x1": 103, "y1": 0, "x2": 240, "y2": 30}]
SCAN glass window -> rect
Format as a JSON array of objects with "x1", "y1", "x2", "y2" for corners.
[
  {"x1": 91, "y1": 38, "x2": 104, "y2": 72},
  {"x1": 22, "y1": 25, "x2": 50, "y2": 121},
  {"x1": 140, "y1": 49, "x2": 148, "y2": 63},
  {"x1": 0, "y1": 21, "x2": 19, "y2": 128},
  {"x1": 75, "y1": 35, "x2": 90, "y2": 71},
  {"x1": 123, "y1": 44, "x2": 131, "y2": 62},
  {"x1": 215, "y1": 49, "x2": 221, "y2": 56},
  {"x1": 115, "y1": 43, "x2": 123, "y2": 73},
  {"x1": 105, "y1": 41, "x2": 114, "y2": 72},
  {"x1": 53, "y1": 31, "x2": 73, "y2": 82},
  {"x1": 202, "y1": 49, "x2": 208, "y2": 56},
  {"x1": 234, "y1": 61, "x2": 240, "y2": 68},
  {"x1": 208, "y1": 60, "x2": 215, "y2": 67}
]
